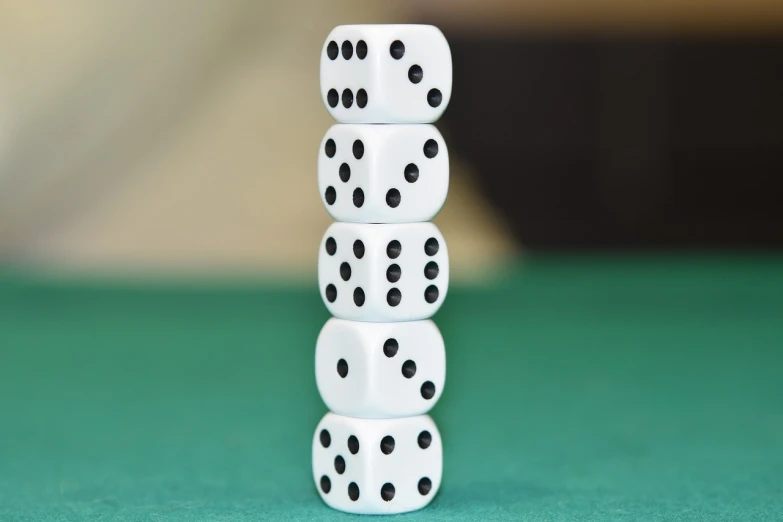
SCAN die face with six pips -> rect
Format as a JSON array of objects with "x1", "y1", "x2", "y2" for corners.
[
  {"x1": 318, "y1": 222, "x2": 449, "y2": 323},
  {"x1": 320, "y1": 24, "x2": 452, "y2": 124}
]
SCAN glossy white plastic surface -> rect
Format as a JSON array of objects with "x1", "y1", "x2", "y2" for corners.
[
  {"x1": 313, "y1": 412, "x2": 442, "y2": 514},
  {"x1": 318, "y1": 222, "x2": 449, "y2": 322},
  {"x1": 320, "y1": 25, "x2": 452, "y2": 123}
]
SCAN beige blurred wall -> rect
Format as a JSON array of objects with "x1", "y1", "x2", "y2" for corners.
[
  {"x1": 0, "y1": 0, "x2": 515, "y2": 281},
  {"x1": 3, "y1": 0, "x2": 779, "y2": 281}
]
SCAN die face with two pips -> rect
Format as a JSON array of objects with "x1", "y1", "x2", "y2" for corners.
[
  {"x1": 313, "y1": 413, "x2": 442, "y2": 515},
  {"x1": 316, "y1": 318, "x2": 445, "y2": 419},
  {"x1": 318, "y1": 124, "x2": 449, "y2": 224},
  {"x1": 320, "y1": 24, "x2": 452, "y2": 124},
  {"x1": 318, "y1": 222, "x2": 449, "y2": 322}
]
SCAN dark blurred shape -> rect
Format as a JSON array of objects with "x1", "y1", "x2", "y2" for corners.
[{"x1": 440, "y1": 33, "x2": 783, "y2": 248}]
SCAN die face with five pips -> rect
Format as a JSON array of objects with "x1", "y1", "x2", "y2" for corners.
[
  {"x1": 313, "y1": 413, "x2": 442, "y2": 515},
  {"x1": 320, "y1": 24, "x2": 452, "y2": 124},
  {"x1": 318, "y1": 222, "x2": 449, "y2": 323},
  {"x1": 318, "y1": 124, "x2": 449, "y2": 224}
]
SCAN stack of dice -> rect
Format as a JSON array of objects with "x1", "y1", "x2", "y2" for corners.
[{"x1": 312, "y1": 25, "x2": 453, "y2": 515}]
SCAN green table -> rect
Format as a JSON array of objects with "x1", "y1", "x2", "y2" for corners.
[{"x1": 2, "y1": 256, "x2": 782, "y2": 521}]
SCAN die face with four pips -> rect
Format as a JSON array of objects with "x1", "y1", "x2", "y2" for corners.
[
  {"x1": 318, "y1": 222, "x2": 449, "y2": 322},
  {"x1": 318, "y1": 124, "x2": 449, "y2": 224},
  {"x1": 320, "y1": 24, "x2": 452, "y2": 124},
  {"x1": 316, "y1": 318, "x2": 445, "y2": 418},
  {"x1": 313, "y1": 413, "x2": 442, "y2": 515}
]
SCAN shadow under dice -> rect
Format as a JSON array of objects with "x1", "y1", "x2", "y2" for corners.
[
  {"x1": 318, "y1": 222, "x2": 449, "y2": 322},
  {"x1": 316, "y1": 318, "x2": 445, "y2": 418},
  {"x1": 318, "y1": 124, "x2": 448, "y2": 224},
  {"x1": 313, "y1": 413, "x2": 442, "y2": 515},
  {"x1": 320, "y1": 24, "x2": 452, "y2": 123}
]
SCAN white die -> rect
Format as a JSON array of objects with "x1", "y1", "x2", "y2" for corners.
[
  {"x1": 318, "y1": 222, "x2": 449, "y2": 322},
  {"x1": 320, "y1": 25, "x2": 452, "y2": 123},
  {"x1": 316, "y1": 318, "x2": 445, "y2": 418},
  {"x1": 318, "y1": 124, "x2": 449, "y2": 224},
  {"x1": 313, "y1": 412, "x2": 442, "y2": 515}
]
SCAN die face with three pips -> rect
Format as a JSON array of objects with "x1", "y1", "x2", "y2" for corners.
[
  {"x1": 320, "y1": 24, "x2": 452, "y2": 124},
  {"x1": 316, "y1": 318, "x2": 445, "y2": 419},
  {"x1": 313, "y1": 413, "x2": 442, "y2": 515},
  {"x1": 318, "y1": 124, "x2": 449, "y2": 224}
]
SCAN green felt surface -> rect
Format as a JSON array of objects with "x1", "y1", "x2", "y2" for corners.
[{"x1": 1, "y1": 256, "x2": 783, "y2": 521}]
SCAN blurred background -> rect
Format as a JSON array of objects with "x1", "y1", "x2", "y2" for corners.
[{"x1": 2, "y1": 0, "x2": 780, "y2": 282}]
